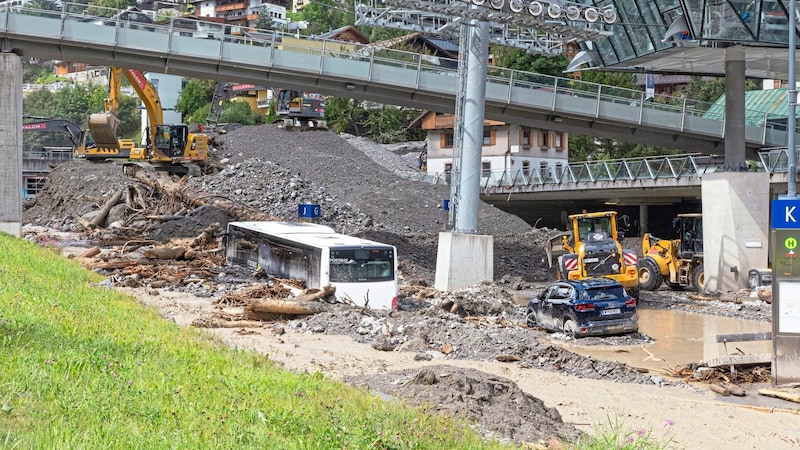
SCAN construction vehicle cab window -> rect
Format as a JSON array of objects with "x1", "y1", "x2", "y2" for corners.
[{"x1": 579, "y1": 217, "x2": 610, "y2": 243}]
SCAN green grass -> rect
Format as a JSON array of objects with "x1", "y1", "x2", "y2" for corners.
[{"x1": 0, "y1": 234, "x2": 508, "y2": 449}]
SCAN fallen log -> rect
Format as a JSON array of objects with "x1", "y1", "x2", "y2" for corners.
[
  {"x1": 193, "y1": 318, "x2": 264, "y2": 328},
  {"x1": 88, "y1": 260, "x2": 139, "y2": 270},
  {"x1": 720, "y1": 382, "x2": 747, "y2": 397},
  {"x1": 81, "y1": 246, "x2": 101, "y2": 258},
  {"x1": 142, "y1": 246, "x2": 187, "y2": 260},
  {"x1": 245, "y1": 299, "x2": 333, "y2": 316},
  {"x1": 293, "y1": 285, "x2": 336, "y2": 302},
  {"x1": 709, "y1": 383, "x2": 731, "y2": 396},
  {"x1": 90, "y1": 190, "x2": 124, "y2": 228},
  {"x1": 130, "y1": 168, "x2": 278, "y2": 222}
]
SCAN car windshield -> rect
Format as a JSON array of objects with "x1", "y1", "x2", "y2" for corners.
[{"x1": 581, "y1": 286, "x2": 625, "y2": 300}]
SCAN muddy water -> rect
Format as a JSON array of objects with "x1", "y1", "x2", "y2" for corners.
[{"x1": 560, "y1": 308, "x2": 772, "y2": 372}]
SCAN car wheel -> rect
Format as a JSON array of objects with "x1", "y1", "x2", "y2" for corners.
[
  {"x1": 692, "y1": 264, "x2": 705, "y2": 293},
  {"x1": 525, "y1": 308, "x2": 538, "y2": 328},
  {"x1": 638, "y1": 257, "x2": 663, "y2": 291},
  {"x1": 563, "y1": 318, "x2": 578, "y2": 338}
]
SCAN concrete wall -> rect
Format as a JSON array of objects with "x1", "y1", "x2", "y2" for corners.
[
  {"x1": 701, "y1": 172, "x2": 770, "y2": 292},
  {"x1": 0, "y1": 53, "x2": 22, "y2": 236}
]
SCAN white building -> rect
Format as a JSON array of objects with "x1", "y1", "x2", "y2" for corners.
[{"x1": 411, "y1": 111, "x2": 570, "y2": 182}]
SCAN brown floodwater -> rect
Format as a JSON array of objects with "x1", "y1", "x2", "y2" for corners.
[{"x1": 559, "y1": 308, "x2": 773, "y2": 372}]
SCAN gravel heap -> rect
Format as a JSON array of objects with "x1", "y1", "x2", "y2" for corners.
[{"x1": 24, "y1": 124, "x2": 559, "y2": 284}]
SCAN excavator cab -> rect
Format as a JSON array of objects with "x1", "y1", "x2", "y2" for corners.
[{"x1": 153, "y1": 124, "x2": 189, "y2": 158}]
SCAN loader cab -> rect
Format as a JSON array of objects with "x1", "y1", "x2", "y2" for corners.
[
  {"x1": 675, "y1": 214, "x2": 703, "y2": 258},
  {"x1": 575, "y1": 215, "x2": 615, "y2": 244}
]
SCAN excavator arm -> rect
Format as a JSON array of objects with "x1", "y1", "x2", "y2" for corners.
[
  {"x1": 120, "y1": 68, "x2": 164, "y2": 146},
  {"x1": 22, "y1": 118, "x2": 84, "y2": 149}
]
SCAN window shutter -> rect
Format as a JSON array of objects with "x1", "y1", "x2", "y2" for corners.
[{"x1": 440, "y1": 133, "x2": 446, "y2": 148}]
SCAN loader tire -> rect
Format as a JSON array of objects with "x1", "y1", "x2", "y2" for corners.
[
  {"x1": 638, "y1": 257, "x2": 663, "y2": 291},
  {"x1": 692, "y1": 264, "x2": 705, "y2": 293}
]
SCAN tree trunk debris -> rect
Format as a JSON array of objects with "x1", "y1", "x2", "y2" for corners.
[{"x1": 130, "y1": 168, "x2": 278, "y2": 222}]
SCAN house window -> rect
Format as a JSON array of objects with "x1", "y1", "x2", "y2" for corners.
[
  {"x1": 521, "y1": 130, "x2": 532, "y2": 147},
  {"x1": 441, "y1": 132, "x2": 454, "y2": 148},
  {"x1": 522, "y1": 160, "x2": 531, "y2": 176},
  {"x1": 540, "y1": 161, "x2": 549, "y2": 178},
  {"x1": 444, "y1": 163, "x2": 452, "y2": 174},
  {"x1": 483, "y1": 130, "x2": 492, "y2": 145},
  {"x1": 555, "y1": 133, "x2": 563, "y2": 149},
  {"x1": 538, "y1": 131, "x2": 549, "y2": 148},
  {"x1": 482, "y1": 162, "x2": 491, "y2": 177},
  {"x1": 555, "y1": 162, "x2": 563, "y2": 179}
]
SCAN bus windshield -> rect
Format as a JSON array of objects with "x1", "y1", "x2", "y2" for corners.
[{"x1": 329, "y1": 248, "x2": 394, "y2": 282}]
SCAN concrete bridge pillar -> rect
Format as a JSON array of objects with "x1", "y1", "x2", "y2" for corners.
[
  {"x1": 638, "y1": 204, "x2": 649, "y2": 236},
  {"x1": 0, "y1": 52, "x2": 22, "y2": 237},
  {"x1": 724, "y1": 46, "x2": 747, "y2": 171},
  {"x1": 699, "y1": 46, "x2": 769, "y2": 292}
]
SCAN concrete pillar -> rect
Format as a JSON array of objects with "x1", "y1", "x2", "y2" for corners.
[
  {"x1": 0, "y1": 52, "x2": 22, "y2": 237},
  {"x1": 435, "y1": 20, "x2": 493, "y2": 291},
  {"x1": 435, "y1": 232, "x2": 493, "y2": 291},
  {"x1": 454, "y1": 20, "x2": 489, "y2": 233},
  {"x1": 701, "y1": 172, "x2": 770, "y2": 292},
  {"x1": 639, "y1": 204, "x2": 649, "y2": 236},
  {"x1": 723, "y1": 46, "x2": 747, "y2": 171}
]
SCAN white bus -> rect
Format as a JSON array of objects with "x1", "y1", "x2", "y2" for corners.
[{"x1": 224, "y1": 221, "x2": 398, "y2": 309}]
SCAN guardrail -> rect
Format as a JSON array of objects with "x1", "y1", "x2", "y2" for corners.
[{"x1": 476, "y1": 153, "x2": 726, "y2": 190}]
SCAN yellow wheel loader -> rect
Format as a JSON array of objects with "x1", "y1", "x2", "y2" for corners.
[
  {"x1": 637, "y1": 213, "x2": 704, "y2": 292},
  {"x1": 545, "y1": 211, "x2": 640, "y2": 298}
]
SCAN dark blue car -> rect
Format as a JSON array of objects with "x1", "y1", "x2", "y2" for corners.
[{"x1": 526, "y1": 278, "x2": 638, "y2": 338}]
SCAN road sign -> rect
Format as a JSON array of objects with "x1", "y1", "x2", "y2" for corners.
[{"x1": 771, "y1": 199, "x2": 800, "y2": 229}]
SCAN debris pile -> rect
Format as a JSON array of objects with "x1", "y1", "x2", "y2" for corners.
[{"x1": 346, "y1": 365, "x2": 584, "y2": 447}]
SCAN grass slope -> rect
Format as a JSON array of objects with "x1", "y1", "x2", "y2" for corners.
[{"x1": 0, "y1": 234, "x2": 507, "y2": 449}]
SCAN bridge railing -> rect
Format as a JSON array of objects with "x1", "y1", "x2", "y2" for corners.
[
  {"x1": 478, "y1": 153, "x2": 726, "y2": 190},
  {"x1": 1, "y1": 0, "x2": 792, "y2": 141},
  {"x1": 759, "y1": 147, "x2": 797, "y2": 174}
]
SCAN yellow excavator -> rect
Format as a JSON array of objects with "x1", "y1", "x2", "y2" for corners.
[{"x1": 87, "y1": 68, "x2": 208, "y2": 174}]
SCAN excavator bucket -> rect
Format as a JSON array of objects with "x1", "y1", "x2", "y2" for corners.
[
  {"x1": 88, "y1": 112, "x2": 121, "y2": 150},
  {"x1": 544, "y1": 231, "x2": 572, "y2": 268}
]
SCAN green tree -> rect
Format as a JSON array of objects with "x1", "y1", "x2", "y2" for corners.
[
  {"x1": 300, "y1": 0, "x2": 353, "y2": 35},
  {"x1": 23, "y1": 88, "x2": 58, "y2": 118},
  {"x1": 23, "y1": 60, "x2": 55, "y2": 84},
  {"x1": 681, "y1": 76, "x2": 761, "y2": 105},
  {"x1": 325, "y1": 97, "x2": 363, "y2": 135},
  {"x1": 175, "y1": 78, "x2": 216, "y2": 120},
  {"x1": 491, "y1": 47, "x2": 569, "y2": 77},
  {"x1": 358, "y1": 105, "x2": 416, "y2": 144},
  {"x1": 219, "y1": 100, "x2": 265, "y2": 125},
  {"x1": 88, "y1": 0, "x2": 137, "y2": 16},
  {"x1": 55, "y1": 83, "x2": 104, "y2": 126}
]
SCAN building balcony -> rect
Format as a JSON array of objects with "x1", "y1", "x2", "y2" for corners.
[{"x1": 216, "y1": 2, "x2": 246, "y2": 12}]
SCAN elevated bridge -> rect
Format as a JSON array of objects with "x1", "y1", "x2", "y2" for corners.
[{"x1": 0, "y1": 0, "x2": 794, "y2": 158}]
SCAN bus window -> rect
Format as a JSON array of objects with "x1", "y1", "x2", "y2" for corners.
[{"x1": 330, "y1": 248, "x2": 394, "y2": 282}]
